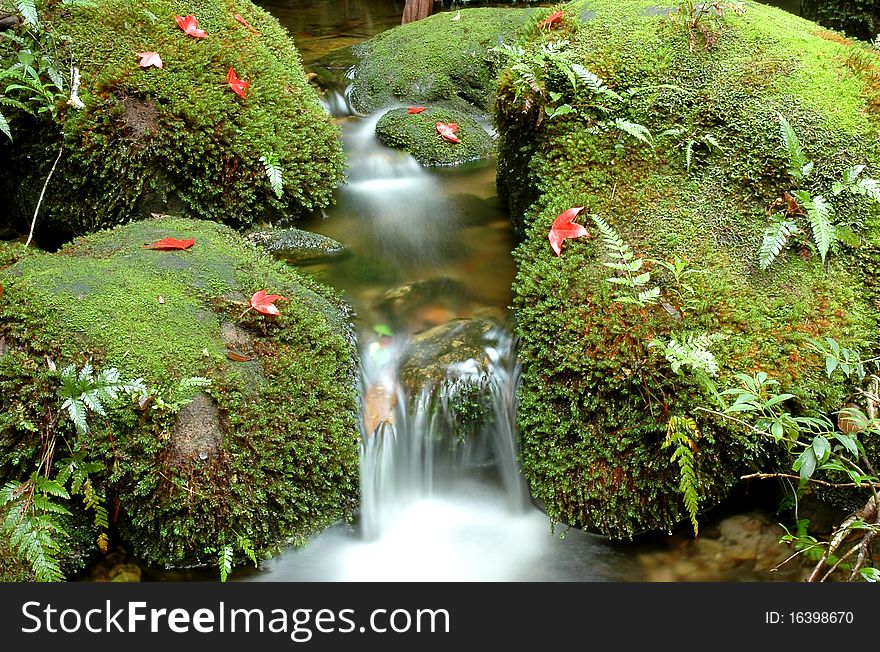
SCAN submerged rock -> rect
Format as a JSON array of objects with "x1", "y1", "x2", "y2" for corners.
[
  {"x1": 0, "y1": 217, "x2": 359, "y2": 571},
  {"x1": 500, "y1": 0, "x2": 880, "y2": 538},
  {"x1": 0, "y1": 0, "x2": 344, "y2": 242},
  {"x1": 376, "y1": 107, "x2": 494, "y2": 166},
  {"x1": 248, "y1": 227, "x2": 345, "y2": 264}
]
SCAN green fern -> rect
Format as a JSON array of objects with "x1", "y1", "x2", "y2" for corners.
[
  {"x1": 777, "y1": 112, "x2": 813, "y2": 180},
  {"x1": 613, "y1": 118, "x2": 654, "y2": 148},
  {"x1": 14, "y1": 0, "x2": 39, "y2": 27},
  {"x1": 1, "y1": 478, "x2": 69, "y2": 581},
  {"x1": 792, "y1": 191, "x2": 835, "y2": 263},
  {"x1": 833, "y1": 165, "x2": 880, "y2": 204},
  {"x1": 758, "y1": 216, "x2": 799, "y2": 269},
  {"x1": 0, "y1": 110, "x2": 11, "y2": 140},
  {"x1": 664, "y1": 416, "x2": 701, "y2": 537},
  {"x1": 569, "y1": 63, "x2": 622, "y2": 101},
  {"x1": 651, "y1": 332, "x2": 721, "y2": 376},
  {"x1": 592, "y1": 215, "x2": 661, "y2": 306},
  {"x1": 59, "y1": 363, "x2": 147, "y2": 435},
  {"x1": 259, "y1": 153, "x2": 284, "y2": 198}
]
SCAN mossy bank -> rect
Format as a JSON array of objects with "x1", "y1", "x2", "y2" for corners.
[
  {"x1": 0, "y1": 218, "x2": 359, "y2": 572},
  {"x1": 498, "y1": 1, "x2": 880, "y2": 537},
  {"x1": 0, "y1": 0, "x2": 344, "y2": 242},
  {"x1": 375, "y1": 107, "x2": 494, "y2": 166}
]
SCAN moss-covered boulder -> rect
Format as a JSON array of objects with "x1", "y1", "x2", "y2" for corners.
[
  {"x1": 498, "y1": 1, "x2": 880, "y2": 538},
  {"x1": 0, "y1": 217, "x2": 359, "y2": 569},
  {"x1": 350, "y1": 7, "x2": 534, "y2": 114},
  {"x1": 0, "y1": 0, "x2": 344, "y2": 242},
  {"x1": 375, "y1": 107, "x2": 494, "y2": 165}
]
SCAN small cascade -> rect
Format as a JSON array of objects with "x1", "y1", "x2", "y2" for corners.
[{"x1": 359, "y1": 325, "x2": 529, "y2": 541}]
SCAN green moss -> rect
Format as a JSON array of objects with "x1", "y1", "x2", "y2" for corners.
[
  {"x1": 498, "y1": 0, "x2": 880, "y2": 538},
  {"x1": 350, "y1": 7, "x2": 534, "y2": 113},
  {"x1": 0, "y1": 217, "x2": 359, "y2": 568},
  {"x1": 0, "y1": 0, "x2": 344, "y2": 240},
  {"x1": 375, "y1": 107, "x2": 494, "y2": 165}
]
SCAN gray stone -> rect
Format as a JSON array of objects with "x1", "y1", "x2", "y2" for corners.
[{"x1": 247, "y1": 227, "x2": 344, "y2": 264}]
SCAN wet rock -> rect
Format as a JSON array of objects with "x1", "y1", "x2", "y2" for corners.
[
  {"x1": 363, "y1": 383, "x2": 398, "y2": 436},
  {"x1": 308, "y1": 46, "x2": 358, "y2": 94},
  {"x1": 637, "y1": 512, "x2": 810, "y2": 581},
  {"x1": 398, "y1": 318, "x2": 497, "y2": 392},
  {"x1": 170, "y1": 393, "x2": 224, "y2": 465},
  {"x1": 109, "y1": 563, "x2": 143, "y2": 582},
  {"x1": 374, "y1": 278, "x2": 468, "y2": 330},
  {"x1": 248, "y1": 227, "x2": 344, "y2": 264},
  {"x1": 375, "y1": 107, "x2": 494, "y2": 166}
]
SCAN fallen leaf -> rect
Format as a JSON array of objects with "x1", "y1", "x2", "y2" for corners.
[
  {"x1": 436, "y1": 121, "x2": 460, "y2": 144},
  {"x1": 234, "y1": 13, "x2": 260, "y2": 33},
  {"x1": 45, "y1": 356, "x2": 56, "y2": 372},
  {"x1": 451, "y1": 10, "x2": 461, "y2": 21},
  {"x1": 144, "y1": 237, "x2": 195, "y2": 250},
  {"x1": 227, "y1": 67, "x2": 250, "y2": 98},
  {"x1": 548, "y1": 206, "x2": 589, "y2": 256},
  {"x1": 97, "y1": 533, "x2": 109, "y2": 554},
  {"x1": 249, "y1": 289, "x2": 288, "y2": 316},
  {"x1": 540, "y1": 10, "x2": 564, "y2": 30},
  {"x1": 408, "y1": 106, "x2": 427, "y2": 114},
  {"x1": 175, "y1": 15, "x2": 207, "y2": 39},
  {"x1": 136, "y1": 51, "x2": 163, "y2": 69},
  {"x1": 157, "y1": 295, "x2": 165, "y2": 304},
  {"x1": 0, "y1": 336, "x2": 6, "y2": 357},
  {"x1": 226, "y1": 349, "x2": 252, "y2": 362}
]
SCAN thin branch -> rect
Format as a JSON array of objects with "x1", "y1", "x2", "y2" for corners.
[
  {"x1": 25, "y1": 145, "x2": 63, "y2": 247},
  {"x1": 740, "y1": 472, "x2": 880, "y2": 490}
]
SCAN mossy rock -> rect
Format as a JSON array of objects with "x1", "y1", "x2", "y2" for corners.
[
  {"x1": 350, "y1": 7, "x2": 534, "y2": 114},
  {"x1": 0, "y1": 217, "x2": 359, "y2": 569},
  {"x1": 498, "y1": 0, "x2": 880, "y2": 538},
  {"x1": 247, "y1": 227, "x2": 344, "y2": 264},
  {"x1": 0, "y1": 0, "x2": 344, "y2": 243},
  {"x1": 399, "y1": 318, "x2": 502, "y2": 442},
  {"x1": 375, "y1": 107, "x2": 494, "y2": 166}
]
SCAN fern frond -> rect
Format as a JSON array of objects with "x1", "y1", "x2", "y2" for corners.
[
  {"x1": 793, "y1": 191, "x2": 835, "y2": 262},
  {"x1": 218, "y1": 544, "x2": 234, "y2": 582},
  {"x1": 653, "y1": 333, "x2": 721, "y2": 376},
  {"x1": 0, "y1": 111, "x2": 11, "y2": 141},
  {"x1": 260, "y1": 154, "x2": 284, "y2": 198},
  {"x1": 613, "y1": 118, "x2": 653, "y2": 148},
  {"x1": 637, "y1": 286, "x2": 661, "y2": 305},
  {"x1": 758, "y1": 216, "x2": 798, "y2": 270},
  {"x1": 237, "y1": 535, "x2": 258, "y2": 566},
  {"x1": 664, "y1": 416, "x2": 701, "y2": 537},
  {"x1": 777, "y1": 112, "x2": 812, "y2": 179},
  {"x1": 569, "y1": 63, "x2": 622, "y2": 101},
  {"x1": 15, "y1": 0, "x2": 39, "y2": 28}
]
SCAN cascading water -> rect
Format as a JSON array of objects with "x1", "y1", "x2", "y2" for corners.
[{"x1": 247, "y1": 86, "x2": 630, "y2": 583}]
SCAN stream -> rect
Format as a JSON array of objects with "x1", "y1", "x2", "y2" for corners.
[{"x1": 155, "y1": 0, "x2": 814, "y2": 582}]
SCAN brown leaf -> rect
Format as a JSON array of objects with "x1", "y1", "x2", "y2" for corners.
[
  {"x1": 157, "y1": 295, "x2": 165, "y2": 304},
  {"x1": 226, "y1": 349, "x2": 252, "y2": 362}
]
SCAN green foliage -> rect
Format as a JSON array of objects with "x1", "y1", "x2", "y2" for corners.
[
  {"x1": 650, "y1": 333, "x2": 721, "y2": 377},
  {"x1": 832, "y1": 165, "x2": 880, "y2": 203},
  {"x1": 777, "y1": 112, "x2": 814, "y2": 181},
  {"x1": 147, "y1": 376, "x2": 212, "y2": 415},
  {"x1": 671, "y1": 1, "x2": 745, "y2": 52},
  {"x1": 591, "y1": 214, "x2": 660, "y2": 306},
  {"x1": 13, "y1": 0, "x2": 38, "y2": 28},
  {"x1": 260, "y1": 153, "x2": 284, "y2": 199},
  {"x1": 1, "y1": 475, "x2": 70, "y2": 582},
  {"x1": 59, "y1": 363, "x2": 147, "y2": 436},
  {"x1": 663, "y1": 416, "x2": 701, "y2": 536},
  {"x1": 207, "y1": 533, "x2": 258, "y2": 582},
  {"x1": 758, "y1": 216, "x2": 799, "y2": 270}
]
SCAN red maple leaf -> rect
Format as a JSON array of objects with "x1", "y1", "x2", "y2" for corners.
[
  {"x1": 540, "y1": 10, "x2": 565, "y2": 30},
  {"x1": 175, "y1": 15, "x2": 207, "y2": 39},
  {"x1": 227, "y1": 67, "x2": 250, "y2": 98},
  {"x1": 408, "y1": 106, "x2": 427, "y2": 114},
  {"x1": 249, "y1": 290, "x2": 288, "y2": 316},
  {"x1": 136, "y1": 52, "x2": 163, "y2": 69},
  {"x1": 548, "y1": 207, "x2": 589, "y2": 256},
  {"x1": 234, "y1": 13, "x2": 260, "y2": 33},
  {"x1": 144, "y1": 237, "x2": 195, "y2": 251},
  {"x1": 436, "y1": 121, "x2": 460, "y2": 144}
]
